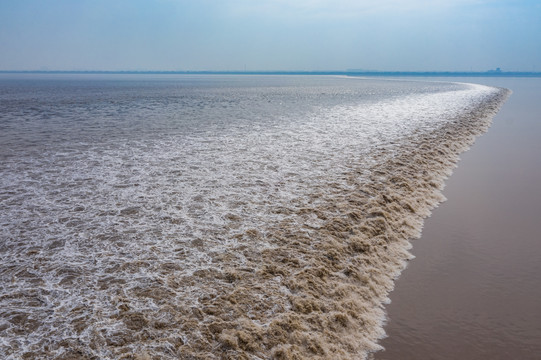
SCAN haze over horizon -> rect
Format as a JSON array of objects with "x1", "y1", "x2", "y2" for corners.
[{"x1": 1, "y1": 0, "x2": 540, "y2": 72}]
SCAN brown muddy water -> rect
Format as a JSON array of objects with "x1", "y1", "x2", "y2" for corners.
[
  {"x1": 0, "y1": 75, "x2": 509, "y2": 359},
  {"x1": 376, "y1": 78, "x2": 541, "y2": 360}
]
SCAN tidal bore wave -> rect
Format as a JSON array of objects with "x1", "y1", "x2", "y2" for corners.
[{"x1": 0, "y1": 76, "x2": 509, "y2": 359}]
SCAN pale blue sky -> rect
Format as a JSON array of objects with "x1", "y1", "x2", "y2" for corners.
[{"x1": 0, "y1": 0, "x2": 539, "y2": 71}]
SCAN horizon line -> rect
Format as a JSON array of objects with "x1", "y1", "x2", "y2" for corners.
[{"x1": 1, "y1": 69, "x2": 541, "y2": 77}]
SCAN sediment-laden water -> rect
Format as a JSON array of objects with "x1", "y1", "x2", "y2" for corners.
[{"x1": 0, "y1": 74, "x2": 508, "y2": 359}]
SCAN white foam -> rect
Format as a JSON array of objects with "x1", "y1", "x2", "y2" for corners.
[{"x1": 0, "y1": 76, "x2": 506, "y2": 359}]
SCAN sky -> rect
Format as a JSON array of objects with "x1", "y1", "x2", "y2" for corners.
[{"x1": 0, "y1": 0, "x2": 540, "y2": 72}]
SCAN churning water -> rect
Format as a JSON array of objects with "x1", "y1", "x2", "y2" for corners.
[{"x1": 0, "y1": 74, "x2": 508, "y2": 359}]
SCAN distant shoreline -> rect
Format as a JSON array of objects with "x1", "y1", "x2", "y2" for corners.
[{"x1": 1, "y1": 70, "x2": 541, "y2": 77}]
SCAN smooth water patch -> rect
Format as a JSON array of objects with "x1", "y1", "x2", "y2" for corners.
[{"x1": 376, "y1": 78, "x2": 540, "y2": 360}]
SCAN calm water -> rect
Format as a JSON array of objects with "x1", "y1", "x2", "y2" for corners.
[
  {"x1": 377, "y1": 78, "x2": 541, "y2": 360},
  {"x1": 0, "y1": 74, "x2": 507, "y2": 359}
]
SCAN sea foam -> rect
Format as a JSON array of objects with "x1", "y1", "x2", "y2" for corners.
[{"x1": 0, "y1": 75, "x2": 509, "y2": 359}]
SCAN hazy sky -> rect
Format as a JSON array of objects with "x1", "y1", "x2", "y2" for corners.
[{"x1": 1, "y1": 0, "x2": 540, "y2": 71}]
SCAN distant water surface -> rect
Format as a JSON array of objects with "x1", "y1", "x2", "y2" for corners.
[{"x1": 0, "y1": 74, "x2": 508, "y2": 359}]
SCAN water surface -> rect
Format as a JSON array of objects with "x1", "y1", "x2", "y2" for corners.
[
  {"x1": 377, "y1": 78, "x2": 541, "y2": 360},
  {"x1": 0, "y1": 74, "x2": 508, "y2": 359}
]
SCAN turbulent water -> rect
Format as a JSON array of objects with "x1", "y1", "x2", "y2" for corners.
[{"x1": 0, "y1": 74, "x2": 508, "y2": 359}]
